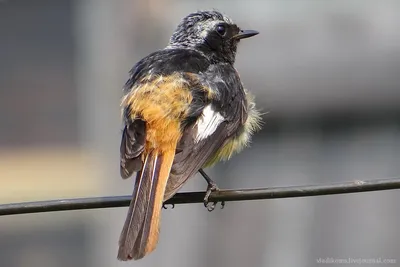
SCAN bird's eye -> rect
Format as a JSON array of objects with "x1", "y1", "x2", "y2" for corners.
[{"x1": 216, "y1": 24, "x2": 226, "y2": 36}]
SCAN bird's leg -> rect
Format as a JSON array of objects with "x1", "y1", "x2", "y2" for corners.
[{"x1": 199, "y1": 168, "x2": 225, "y2": 211}]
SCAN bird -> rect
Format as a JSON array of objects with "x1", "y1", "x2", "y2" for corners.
[{"x1": 118, "y1": 10, "x2": 262, "y2": 261}]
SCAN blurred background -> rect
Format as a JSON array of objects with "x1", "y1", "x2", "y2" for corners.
[{"x1": 1, "y1": 0, "x2": 400, "y2": 266}]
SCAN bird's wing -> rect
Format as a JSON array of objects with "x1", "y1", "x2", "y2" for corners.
[
  {"x1": 164, "y1": 63, "x2": 247, "y2": 200},
  {"x1": 120, "y1": 119, "x2": 146, "y2": 178}
]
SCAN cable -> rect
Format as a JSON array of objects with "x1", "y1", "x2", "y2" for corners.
[{"x1": 1, "y1": 177, "x2": 399, "y2": 216}]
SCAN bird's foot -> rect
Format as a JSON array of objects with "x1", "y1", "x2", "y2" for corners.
[
  {"x1": 199, "y1": 168, "x2": 225, "y2": 211},
  {"x1": 203, "y1": 181, "x2": 225, "y2": 212}
]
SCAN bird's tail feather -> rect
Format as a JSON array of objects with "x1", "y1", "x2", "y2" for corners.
[{"x1": 117, "y1": 149, "x2": 175, "y2": 260}]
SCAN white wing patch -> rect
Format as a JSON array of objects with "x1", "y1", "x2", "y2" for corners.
[{"x1": 195, "y1": 104, "x2": 225, "y2": 143}]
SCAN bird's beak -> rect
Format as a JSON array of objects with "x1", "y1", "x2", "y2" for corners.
[{"x1": 233, "y1": 29, "x2": 259, "y2": 40}]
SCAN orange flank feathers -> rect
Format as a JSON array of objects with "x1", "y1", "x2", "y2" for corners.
[{"x1": 122, "y1": 73, "x2": 194, "y2": 152}]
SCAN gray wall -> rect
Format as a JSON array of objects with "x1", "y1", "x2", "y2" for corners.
[{"x1": 1, "y1": 0, "x2": 400, "y2": 266}]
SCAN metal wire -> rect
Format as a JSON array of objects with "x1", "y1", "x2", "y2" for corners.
[{"x1": 1, "y1": 177, "x2": 400, "y2": 216}]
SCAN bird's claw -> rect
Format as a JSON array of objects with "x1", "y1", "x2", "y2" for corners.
[
  {"x1": 204, "y1": 201, "x2": 217, "y2": 212},
  {"x1": 162, "y1": 203, "x2": 175, "y2": 209}
]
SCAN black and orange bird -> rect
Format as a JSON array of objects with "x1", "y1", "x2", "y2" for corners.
[{"x1": 118, "y1": 10, "x2": 262, "y2": 260}]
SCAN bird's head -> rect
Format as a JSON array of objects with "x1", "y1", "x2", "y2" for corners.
[{"x1": 168, "y1": 10, "x2": 258, "y2": 64}]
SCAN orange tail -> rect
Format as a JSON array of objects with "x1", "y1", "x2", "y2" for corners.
[{"x1": 117, "y1": 149, "x2": 175, "y2": 260}]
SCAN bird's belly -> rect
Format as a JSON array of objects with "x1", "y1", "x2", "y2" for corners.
[{"x1": 203, "y1": 131, "x2": 248, "y2": 167}]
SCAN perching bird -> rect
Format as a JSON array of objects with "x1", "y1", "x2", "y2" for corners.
[{"x1": 118, "y1": 10, "x2": 262, "y2": 261}]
